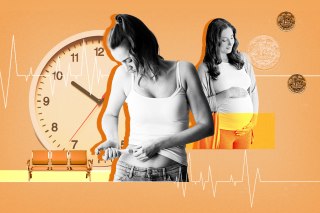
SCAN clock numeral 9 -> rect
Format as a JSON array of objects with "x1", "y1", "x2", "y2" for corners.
[
  {"x1": 52, "y1": 71, "x2": 63, "y2": 80},
  {"x1": 43, "y1": 97, "x2": 50, "y2": 106},
  {"x1": 94, "y1": 47, "x2": 104, "y2": 56},
  {"x1": 71, "y1": 53, "x2": 79, "y2": 62},
  {"x1": 51, "y1": 123, "x2": 58, "y2": 132}
]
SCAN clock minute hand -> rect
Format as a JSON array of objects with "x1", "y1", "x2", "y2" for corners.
[
  {"x1": 68, "y1": 92, "x2": 106, "y2": 143},
  {"x1": 71, "y1": 81, "x2": 104, "y2": 105}
]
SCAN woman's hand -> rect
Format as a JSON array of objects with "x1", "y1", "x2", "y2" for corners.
[
  {"x1": 235, "y1": 122, "x2": 254, "y2": 136},
  {"x1": 95, "y1": 140, "x2": 121, "y2": 161},
  {"x1": 235, "y1": 114, "x2": 258, "y2": 136},
  {"x1": 226, "y1": 87, "x2": 248, "y2": 98},
  {"x1": 132, "y1": 141, "x2": 161, "y2": 161},
  {"x1": 216, "y1": 87, "x2": 248, "y2": 103}
]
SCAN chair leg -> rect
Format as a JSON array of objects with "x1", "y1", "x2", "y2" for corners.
[
  {"x1": 28, "y1": 171, "x2": 32, "y2": 181},
  {"x1": 86, "y1": 171, "x2": 91, "y2": 181}
]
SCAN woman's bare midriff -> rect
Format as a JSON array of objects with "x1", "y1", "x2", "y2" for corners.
[{"x1": 119, "y1": 144, "x2": 177, "y2": 168}]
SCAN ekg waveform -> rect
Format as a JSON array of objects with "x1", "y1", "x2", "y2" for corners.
[
  {"x1": 1, "y1": 36, "x2": 320, "y2": 109},
  {"x1": 0, "y1": 35, "x2": 110, "y2": 109},
  {"x1": 176, "y1": 151, "x2": 320, "y2": 208}
]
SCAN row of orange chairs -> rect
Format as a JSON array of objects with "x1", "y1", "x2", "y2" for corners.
[{"x1": 27, "y1": 150, "x2": 93, "y2": 181}]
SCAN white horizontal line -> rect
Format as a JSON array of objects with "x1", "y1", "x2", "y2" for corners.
[
  {"x1": 260, "y1": 180, "x2": 320, "y2": 183},
  {"x1": 257, "y1": 75, "x2": 320, "y2": 77}
]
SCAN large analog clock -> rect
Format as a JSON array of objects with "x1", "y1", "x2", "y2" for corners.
[{"x1": 29, "y1": 30, "x2": 125, "y2": 152}]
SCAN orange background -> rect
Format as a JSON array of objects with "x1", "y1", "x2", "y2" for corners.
[{"x1": 1, "y1": 0, "x2": 320, "y2": 212}]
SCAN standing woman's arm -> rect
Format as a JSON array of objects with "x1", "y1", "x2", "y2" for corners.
[
  {"x1": 95, "y1": 66, "x2": 128, "y2": 159},
  {"x1": 132, "y1": 62, "x2": 214, "y2": 159},
  {"x1": 241, "y1": 53, "x2": 259, "y2": 132},
  {"x1": 198, "y1": 63, "x2": 217, "y2": 113},
  {"x1": 242, "y1": 53, "x2": 259, "y2": 113},
  {"x1": 198, "y1": 63, "x2": 248, "y2": 113},
  {"x1": 157, "y1": 62, "x2": 214, "y2": 147}
]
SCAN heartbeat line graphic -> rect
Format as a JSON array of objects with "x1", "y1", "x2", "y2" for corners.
[
  {"x1": 0, "y1": 35, "x2": 110, "y2": 108},
  {"x1": 176, "y1": 150, "x2": 320, "y2": 208},
  {"x1": 1, "y1": 36, "x2": 320, "y2": 109},
  {"x1": 0, "y1": 35, "x2": 24, "y2": 109}
]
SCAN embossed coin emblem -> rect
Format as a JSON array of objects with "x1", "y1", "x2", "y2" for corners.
[
  {"x1": 277, "y1": 11, "x2": 295, "y2": 31},
  {"x1": 288, "y1": 74, "x2": 306, "y2": 93},
  {"x1": 247, "y1": 35, "x2": 280, "y2": 70}
]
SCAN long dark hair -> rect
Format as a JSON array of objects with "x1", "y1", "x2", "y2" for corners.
[
  {"x1": 203, "y1": 18, "x2": 244, "y2": 80},
  {"x1": 104, "y1": 14, "x2": 161, "y2": 79}
]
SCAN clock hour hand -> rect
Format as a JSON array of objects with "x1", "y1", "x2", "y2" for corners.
[{"x1": 71, "y1": 81, "x2": 104, "y2": 105}]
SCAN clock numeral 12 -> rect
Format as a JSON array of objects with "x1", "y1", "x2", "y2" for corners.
[{"x1": 94, "y1": 47, "x2": 104, "y2": 56}]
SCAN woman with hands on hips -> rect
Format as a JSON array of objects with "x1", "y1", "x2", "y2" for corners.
[
  {"x1": 95, "y1": 14, "x2": 213, "y2": 182},
  {"x1": 198, "y1": 18, "x2": 259, "y2": 149}
]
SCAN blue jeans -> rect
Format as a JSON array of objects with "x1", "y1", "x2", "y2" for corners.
[{"x1": 114, "y1": 160, "x2": 189, "y2": 182}]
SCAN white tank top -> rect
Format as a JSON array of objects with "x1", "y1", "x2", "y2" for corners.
[
  {"x1": 125, "y1": 62, "x2": 189, "y2": 166},
  {"x1": 214, "y1": 62, "x2": 253, "y2": 130}
]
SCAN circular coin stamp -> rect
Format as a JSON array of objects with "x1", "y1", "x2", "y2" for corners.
[
  {"x1": 247, "y1": 35, "x2": 280, "y2": 70},
  {"x1": 288, "y1": 74, "x2": 306, "y2": 93},
  {"x1": 277, "y1": 11, "x2": 295, "y2": 31}
]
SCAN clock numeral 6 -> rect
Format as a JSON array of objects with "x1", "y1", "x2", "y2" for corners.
[
  {"x1": 94, "y1": 47, "x2": 104, "y2": 56},
  {"x1": 43, "y1": 97, "x2": 50, "y2": 106},
  {"x1": 52, "y1": 71, "x2": 63, "y2": 80},
  {"x1": 51, "y1": 123, "x2": 58, "y2": 132}
]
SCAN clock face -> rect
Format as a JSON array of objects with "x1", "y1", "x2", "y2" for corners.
[{"x1": 29, "y1": 30, "x2": 125, "y2": 151}]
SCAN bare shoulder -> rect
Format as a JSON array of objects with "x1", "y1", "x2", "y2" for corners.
[
  {"x1": 178, "y1": 61, "x2": 200, "y2": 90},
  {"x1": 112, "y1": 65, "x2": 131, "y2": 95},
  {"x1": 178, "y1": 61, "x2": 196, "y2": 71},
  {"x1": 113, "y1": 65, "x2": 130, "y2": 80},
  {"x1": 178, "y1": 61, "x2": 197, "y2": 79}
]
